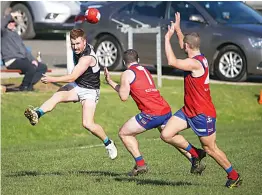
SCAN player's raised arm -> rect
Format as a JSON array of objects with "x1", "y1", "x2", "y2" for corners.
[
  {"x1": 173, "y1": 12, "x2": 184, "y2": 50},
  {"x1": 165, "y1": 13, "x2": 202, "y2": 72}
]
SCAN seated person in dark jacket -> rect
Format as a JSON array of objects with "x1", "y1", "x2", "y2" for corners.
[{"x1": 1, "y1": 9, "x2": 47, "y2": 91}]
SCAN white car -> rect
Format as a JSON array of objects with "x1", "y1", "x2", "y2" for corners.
[{"x1": 1, "y1": 1, "x2": 80, "y2": 39}]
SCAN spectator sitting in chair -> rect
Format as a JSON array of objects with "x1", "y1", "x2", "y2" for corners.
[{"x1": 1, "y1": 9, "x2": 47, "y2": 91}]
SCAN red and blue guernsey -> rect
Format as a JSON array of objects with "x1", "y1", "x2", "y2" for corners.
[
  {"x1": 128, "y1": 64, "x2": 171, "y2": 116},
  {"x1": 182, "y1": 55, "x2": 216, "y2": 118}
]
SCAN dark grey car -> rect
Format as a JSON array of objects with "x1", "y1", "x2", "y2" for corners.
[{"x1": 75, "y1": 1, "x2": 262, "y2": 82}]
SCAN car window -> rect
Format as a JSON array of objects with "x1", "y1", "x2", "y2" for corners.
[
  {"x1": 132, "y1": 1, "x2": 167, "y2": 19},
  {"x1": 169, "y1": 2, "x2": 202, "y2": 21},
  {"x1": 199, "y1": 1, "x2": 262, "y2": 24},
  {"x1": 118, "y1": 2, "x2": 134, "y2": 15}
]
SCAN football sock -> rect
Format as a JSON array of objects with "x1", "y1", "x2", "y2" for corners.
[
  {"x1": 103, "y1": 137, "x2": 111, "y2": 146},
  {"x1": 185, "y1": 143, "x2": 199, "y2": 158},
  {"x1": 225, "y1": 166, "x2": 239, "y2": 180},
  {"x1": 135, "y1": 156, "x2": 145, "y2": 167},
  {"x1": 35, "y1": 108, "x2": 45, "y2": 118}
]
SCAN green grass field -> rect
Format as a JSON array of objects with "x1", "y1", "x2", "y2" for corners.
[{"x1": 1, "y1": 76, "x2": 262, "y2": 195}]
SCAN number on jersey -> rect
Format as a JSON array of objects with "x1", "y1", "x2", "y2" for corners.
[{"x1": 136, "y1": 66, "x2": 153, "y2": 85}]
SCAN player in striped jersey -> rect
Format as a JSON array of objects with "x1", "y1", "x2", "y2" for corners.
[{"x1": 24, "y1": 29, "x2": 117, "y2": 160}]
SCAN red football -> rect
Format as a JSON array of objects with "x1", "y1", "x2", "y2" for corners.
[{"x1": 85, "y1": 8, "x2": 101, "y2": 24}]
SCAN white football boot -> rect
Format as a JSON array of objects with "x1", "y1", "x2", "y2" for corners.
[{"x1": 105, "y1": 140, "x2": 118, "y2": 160}]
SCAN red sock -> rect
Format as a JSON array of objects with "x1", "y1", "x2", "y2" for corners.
[
  {"x1": 135, "y1": 156, "x2": 145, "y2": 166},
  {"x1": 189, "y1": 148, "x2": 199, "y2": 158},
  {"x1": 228, "y1": 169, "x2": 239, "y2": 180},
  {"x1": 186, "y1": 144, "x2": 199, "y2": 158}
]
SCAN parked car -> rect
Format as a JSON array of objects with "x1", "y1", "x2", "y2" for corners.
[
  {"x1": 1, "y1": 1, "x2": 80, "y2": 39},
  {"x1": 75, "y1": 1, "x2": 262, "y2": 82}
]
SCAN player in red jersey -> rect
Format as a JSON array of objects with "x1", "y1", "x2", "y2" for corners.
[
  {"x1": 104, "y1": 49, "x2": 205, "y2": 176},
  {"x1": 163, "y1": 12, "x2": 242, "y2": 188}
]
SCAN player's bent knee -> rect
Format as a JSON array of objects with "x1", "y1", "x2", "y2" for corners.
[
  {"x1": 118, "y1": 129, "x2": 127, "y2": 139},
  {"x1": 160, "y1": 132, "x2": 172, "y2": 143},
  {"x1": 82, "y1": 121, "x2": 95, "y2": 132}
]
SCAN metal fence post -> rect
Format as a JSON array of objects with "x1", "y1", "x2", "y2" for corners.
[
  {"x1": 128, "y1": 27, "x2": 133, "y2": 49},
  {"x1": 156, "y1": 27, "x2": 162, "y2": 88},
  {"x1": 66, "y1": 32, "x2": 74, "y2": 74}
]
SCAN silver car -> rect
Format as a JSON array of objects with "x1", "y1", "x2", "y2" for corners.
[
  {"x1": 75, "y1": 1, "x2": 262, "y2": 82},
  {"x1": 1, "y1": 1, "x2": 80, "y2": 39}
]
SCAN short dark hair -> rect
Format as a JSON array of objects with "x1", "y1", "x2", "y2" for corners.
[
  {"x1": 183, "y1": 32, "x2": 200, "y2": 50},
  {"x1": 123, "y1": 49, "x2": 139, "y2": 64},
  {"x1": 70, "y1": 28, "x2": 86, "y2": 40}
]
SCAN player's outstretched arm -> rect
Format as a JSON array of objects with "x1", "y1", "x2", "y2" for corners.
[
  {"x1": 165, "y1": 15, "x2": 200, "y2": 72},
  {"x1": 104, "y1": 68, "x2": 131, "y2": 101},
  {"x1": 174, "y1": 12, "x2": 184, "y2": 50},
  {"x1": 165, "y1": 19, "x2": 178, "y2": 70},
  {"x1": 41, "y1": 56, "x2": 92, "y2": 84},
  {"x1": 104, "y1": 67, "x2": 120, "y2": 92}
]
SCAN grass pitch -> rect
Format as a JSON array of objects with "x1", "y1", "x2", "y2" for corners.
[{"x1": 1, "y1": 76, "x2": 262, "y2": 195}]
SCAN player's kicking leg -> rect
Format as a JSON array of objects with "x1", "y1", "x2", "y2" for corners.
[
  {"x1": 200, "y1": 133, "x2": 242, "y2": 188},
  {"x1": 24, "y1": 84, "x2": 79, "y2": 125},
  {"x1": 81, "y1": 98, "x2": 117, "y2": 160},
  {"x1": 118, "y1": 116, "x2": 148, "y2": 176}
]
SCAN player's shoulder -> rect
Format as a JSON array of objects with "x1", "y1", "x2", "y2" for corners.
[
  {"x1": 81, "y1": 44, "x2": 94, "y2": 57},
  {"x1": 122, "y1": 69, "x2": 135, "y2": 83},
  {"x1": 123, "y1": 69, "x2": 135, "y2": 77}
]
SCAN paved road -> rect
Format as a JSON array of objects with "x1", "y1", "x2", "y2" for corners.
[{"x1": 24, "y1": 34, "x2": 67, "y2": 69}]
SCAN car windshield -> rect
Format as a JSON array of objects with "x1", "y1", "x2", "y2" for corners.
[{"x1": 199, "y1": 1, "x2": 262, "y2": 24}]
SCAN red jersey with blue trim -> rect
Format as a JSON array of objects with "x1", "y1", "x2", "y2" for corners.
[
  {"x1": 182, "y1": 55, "x2": 216, "y2": 118},
  {"x1": 128, "y1": 64, "x2": 171, "y2": 115}
]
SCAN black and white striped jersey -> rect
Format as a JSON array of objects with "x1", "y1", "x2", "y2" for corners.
[{"x1": 73, "y1": 44, "x2": 100, "y2": 89}]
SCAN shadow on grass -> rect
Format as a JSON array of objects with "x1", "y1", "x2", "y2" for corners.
[
  {"x1": 5, "y1": 170, "x2": 123, "y2": 177},
  {"x1": 114, "y1": 177, "x2": 197, "y2": 186},
  {"x1": 255, "y1": 94, "x2": 261, "y2": 102},
  {"x1": 69, "y1": 170, "x2": 123, "y2": 177},
  {"x1": 6, "y1": 171, "x2": 63, "y2": 177},
  {"x1": 6, "y1": 170, "x2": 199, "y2": 187}
]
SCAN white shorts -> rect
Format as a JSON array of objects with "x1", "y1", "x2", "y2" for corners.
[{"x1": 67, "y1": 82, "x2": 100, "y2": 103}]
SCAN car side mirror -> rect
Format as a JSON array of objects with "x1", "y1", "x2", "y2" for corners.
[{"x1": 189, "y1": 14, "x2": 206, "y2": 23}]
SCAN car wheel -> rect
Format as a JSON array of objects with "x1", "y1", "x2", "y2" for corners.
[
  {"x1": 94, "y1": 35, "x2": 123, "y2": 71},
  {"x1": 214, "y1": 45, "x2": 247, "y2": 82},
  {"x1": 12, "y1": 3, "x2": 35, "y2": 39}
]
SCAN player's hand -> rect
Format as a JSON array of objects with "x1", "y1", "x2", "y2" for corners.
[
  {"x1": 32, "y1": 60, "x2": 38, "y2": 67},
  {"x1": 173, "y1": 12, "x2": 181, "y2": 31},
  {"x1": 165, "y1": 12, "x2": 181, "y2": 40},
  {"x1": 165, "y1": 21, "x2": 175, "y2": 40},
  {"x1": 41, "y1": 74, "x2": 55, "y2": 84},
  {"x1": 104, "y1": 67, "x2": 111, "y2": 84}
]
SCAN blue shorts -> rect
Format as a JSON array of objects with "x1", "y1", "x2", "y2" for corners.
[
  {"x1": 174, "y1": 109, "x2": 216, "y2": 137},
  {"x1": 135, "y1": 112, "x2": 172, "y2": 130}
]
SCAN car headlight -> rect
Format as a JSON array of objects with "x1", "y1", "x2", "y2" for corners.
[{"x1": 248, "y1": 37, "x2": 262, "y2": 48}]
